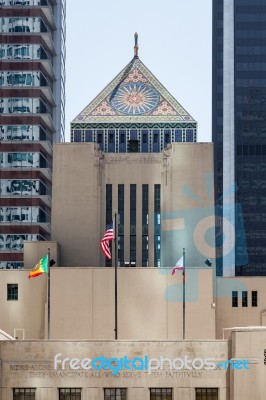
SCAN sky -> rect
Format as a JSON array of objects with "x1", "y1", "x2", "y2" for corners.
[{"x1": 65, "y1": 0, "x2": 212, "y2": 143}]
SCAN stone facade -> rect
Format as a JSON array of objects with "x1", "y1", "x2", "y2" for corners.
[{"x1": 1, "y1": 328, "x2": 266, "y2": 400}]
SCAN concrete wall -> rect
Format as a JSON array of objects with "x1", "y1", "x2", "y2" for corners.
[
  {"x1": 51, "y1": 142, "x2": 214, "y2": 268},
  {"x1": 50, "y1": 267, "x2": 215, "y2": 340},
  {"x1": 51, "y1": 143, "x2": 102, "y2": 267},
  {"x1": 0, "y1": 269, "x2": 46, "y2": 340},
  {"x1": 230, "y1": 328, "x2": 266, "y2": 400},
  {"x1": 216, "y1": 277, "x2": 266, "y2": 338},
  {"x1": 161, "y1": 143, "x2": 215, "y2": 269},
  {"x1": 1, "y1": 329, "x2": 266, "y2": 400},
  {"x1": 0, "y1": 266, "x2": 215, "y2": 340},
  {"x1": 1, "y1": 261, "x2": 266, "y2": 341},
  {"x1": 0, "y1": 339, "x2": 229, "y2": 400},
  {"x1": 23, "y1": 241, "x2": 59, "y2": 269}
]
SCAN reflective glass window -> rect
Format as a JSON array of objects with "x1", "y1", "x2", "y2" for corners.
[
  {"x1": 0, "y1": 125, "x2": 51, "y2": 141},
  {"x1": 0, "y1": 18, "x2": 49, "y2": 34},
  {"x1": 0, "y1": 44, "x2": 49, "y2": 61},
  {"x1": 0, "y1": 234, "x2": 44, "y2": 252}
]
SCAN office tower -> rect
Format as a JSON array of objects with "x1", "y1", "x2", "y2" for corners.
[
  {"x1": 0, "y1": 0, "x2": 66, "y2": 269},
  {"x1": 212, "y1": 0, "x2": 266, "y2": 276},
  {"x1": 67, "y1": 36, "x2": 200, "y2": 267},
  {"x1": 49, "y1": 36, "x2": 216, "y2": 270}
]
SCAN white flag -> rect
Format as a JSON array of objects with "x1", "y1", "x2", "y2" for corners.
[{"x1": 171, "y1": 256, "x2": 184, "y2": 275}]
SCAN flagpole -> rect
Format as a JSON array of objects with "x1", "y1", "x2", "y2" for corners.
[
  {"x1": 114, "y1": 211, "x2": 118, "y2": 340},
  {"x1": 182, "y1": 247, "x2": 186, "y2": 340},
  {"x1": 47, "y1": 248, "x2": 51, "y2": 340}
]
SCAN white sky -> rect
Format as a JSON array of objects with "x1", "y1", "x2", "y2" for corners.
[{"x1": 65, "y1": 0, "x2": 212, "y2": 143}]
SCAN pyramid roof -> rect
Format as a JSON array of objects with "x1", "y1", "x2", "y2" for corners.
[{"x1": 72, "y1": 54, "x2": 196, "y2": 125}]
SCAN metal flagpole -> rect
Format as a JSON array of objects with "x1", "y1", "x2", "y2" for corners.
[
  {"x1": 47, "y1": 248, "x2": 51, "y2": 340},
  {"x1": 182, "y1": 247, "x2": 186, "y2": 340},
  {"x1": 114, "y1": 211, "x2": 118, "y2": 340}
]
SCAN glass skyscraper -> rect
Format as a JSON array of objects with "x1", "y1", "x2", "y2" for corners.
[
  {"x1": 213, "y1": 0, "x2": 266, "y2": 276},
  {"x1": 0, "y1": 0, "x2": 66, "y2": 269}
]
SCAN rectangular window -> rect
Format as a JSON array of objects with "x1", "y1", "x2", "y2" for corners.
[
  {"x1": 119, "y1": 130, "x2": 126, "y2": 152},
  {"x1": 130, "y1": 184, "x2": 136, "y2": 264},
  {"x1": 59, "y1": 389, "x2": 81, "y2": 400},
  {"x1": 242, "y1": 291, "x2": 248, "y2": 307},
  {"x1": 174, "y1": 129, "x2": 182, "y2": 142},
  {"x1": 73, "y1": 129, "x2": 82, "y2": 142},
  {"x1": 13, "y1": 388, "x2": 35, "y2": 400},
  {"x1": 97, "y1": 129, "x2": 104, "y2": 150},
  {"x1": 150, "y1": 389, "x2": 172, "y2": 400},
  {"x1": 154, "y1": 184, "x2": 161, "y2": 267},
  {"x1": 142, "y1": 184, "x2": 149, "y2": 266},
  {"x1": 195, "y1": 388, "x2": 218, "y2": 400},
  {"x1": 232, "y1": 291, "x2": 238, "y2": 307},
  {"x1": 104, "y1": 389, "x2": 127, "y2": 400},
  {"x1": 252, "y1": 291, "x2": 258, "y2": 307},
  {"x1": 84, "y1": 129, "x2": 93, "y2": 142},
  {"x1": 118, "y1": 184, "x2": 124, "y2": 266},
  {"x1": 7, "y1": 283, "x2": 18, "y2": 300}
]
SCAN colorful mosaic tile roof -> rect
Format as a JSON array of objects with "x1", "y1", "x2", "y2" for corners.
[{"x1": 72, "y1": 56, "x2": 196, "y2": 125}]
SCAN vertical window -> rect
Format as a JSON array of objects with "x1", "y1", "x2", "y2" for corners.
[
  {"x1": 73, "y1": 129, "x2": 82, "y2": 142},
  {"x1": 242, "y1": 291, "x2": 248, "y2": 307},
  {"x1": 104, "y1": 389, "x2": 127, "y2": 400},
  {"x1": 154, "y1": 184, "x2": 161, "y2": 267},
  {"x1": 195, "y1": 388, "x2": 218, "y2": 400},
  {"x1": 59, "y1": 389, "x2": 81, "y2": 400},
  {"x1": 106, "y1": 184, "x2": 112, "y2": 225},
  {"x1": 7, "y1": 283, "x2": 18, "y2": 300},
  {"x1": 142, "y1": 184, "x2": 149, "y2": 267},
  {"x1": 232, "y1": 291, "x2": 238, "y2": 307},
  {"x1": 97, "y1": 129, "x2": 104, "y2": 151},
  {"x1": 252, "y1": 291, "x2": 258, "y2": 307},
  {"x1": 141, "y1": 129, "x2": 149, "y2": 152},
  {"x1": 150, "y1": 389, "x2": 172, "y2": 400},
  {"x1": 130, "y1": 184, "x2": 136, "y2": 264},
  {"x1": 164, "y1": 129, "x2": 171, "y2": 148},
  {"x1": 118, "y1": 184, "x2": 124, "y2": 266},
  {"x1": 153, "y1": 129, "x2": 160, "y2": 152},
  {"x1": 108, "y1": 129, "x2": 115, "y2": 152},
  {"x1": 186, "y1": 128, "x2": 194, "y2": 142},
  {"x1": 174, "y1": 129, "x2": 182, "y2": 142},
  {"x1": 84, "y1": 129, "x2": 93, "y2": 142},
  {"x1": 106, "y1": 184, "x2": 112, "y2": 267},
  {"x1": 119, "y1": 129, "x2": 126, "y2": 152},
  {"x1": 13, "y1": 388, "x2": 35, "y2": 400}
]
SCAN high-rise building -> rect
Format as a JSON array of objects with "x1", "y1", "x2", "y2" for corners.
[
  {"x1": 0, "y1": 0, "x2": 66, "y2": 269},
  {"x1": 212, "y1": 0, "x2": 266, "y2": 276},
  {"x1": 67, "y1": 35, "x2": 201, "y2": 268}
]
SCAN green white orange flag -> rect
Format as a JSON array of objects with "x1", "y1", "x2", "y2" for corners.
[{"x1": 28, "y1": 254, "x2": 49, "y2": 279}]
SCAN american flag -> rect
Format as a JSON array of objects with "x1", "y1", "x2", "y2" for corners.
[{"x1": 100, "y1": 223, "x2": 114, "y2": 260}]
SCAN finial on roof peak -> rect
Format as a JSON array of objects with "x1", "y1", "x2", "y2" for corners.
[{"x1": 134, "y1": 32, "x2": 139, "y2": 58}]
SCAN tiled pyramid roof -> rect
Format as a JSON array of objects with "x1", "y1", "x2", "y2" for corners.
[{"x1": 72, "y1": 56, "x2": 196, "y2": 125}]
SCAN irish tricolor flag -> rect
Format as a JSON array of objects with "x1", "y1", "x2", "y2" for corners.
[{"x1": 28, "y1": 254, "x2": 49, "y2": 279}]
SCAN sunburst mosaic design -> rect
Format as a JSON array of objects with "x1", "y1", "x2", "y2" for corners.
[{"x1": 110, "y1": 83, "x2": 160, "y2": 115}]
